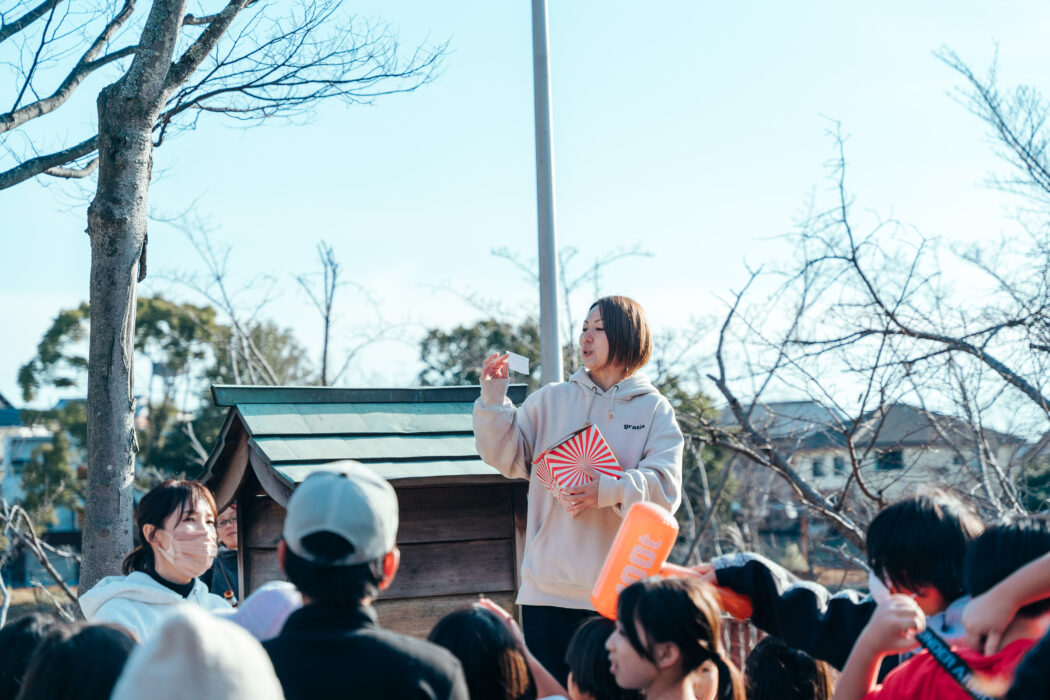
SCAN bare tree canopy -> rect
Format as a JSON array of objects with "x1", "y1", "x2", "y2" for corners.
[
  {"x1": 693, "y1": 51, "x2": 1050, "y2": 553},
  {"x1": 2, "y1": 0, "x2": 445, "y2": 590},
  {"x1": 0, "y1": 0, "x2": 445, "y2": 189}
]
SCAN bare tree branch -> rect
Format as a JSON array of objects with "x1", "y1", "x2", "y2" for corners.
[
  {"x1": 0, "y1": 133, "x2": 96, "y2": 189},
  {"x1": 45, "y1": 156, "x2": 99, "y2": 178},
  {"x1": 0, "y1": 0, "x2": 64, "y2": 44},
  {"x1": 0, "y1": 0, "x2": 136, "y2": 134}
]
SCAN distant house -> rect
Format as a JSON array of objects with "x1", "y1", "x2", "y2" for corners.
[
  {"x1": 0, "y1": 392, "x2": 20, "y2": 427},
  {"x1": 721, "y1": 400, "x2": 1026, "y2": 528},
  {"x1": 0, "y1": 394, "x2": 80, "y2": 586}
]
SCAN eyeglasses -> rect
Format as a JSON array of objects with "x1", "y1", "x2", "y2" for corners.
[{"x1": 217, "y1": 517, "x2": 237, "y2": 529}]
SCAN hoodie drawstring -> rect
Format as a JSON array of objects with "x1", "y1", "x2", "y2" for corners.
[
  {"x1": 607, "y1": 384, "x2": 620, "y2": 420},
  {"x1": 584, "y1": 388, "x2": 598, "y2": 426}
]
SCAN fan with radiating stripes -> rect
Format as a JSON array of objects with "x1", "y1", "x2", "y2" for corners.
[{"x1": 537, "y1": 425, "x2": 622, "y2": 490}]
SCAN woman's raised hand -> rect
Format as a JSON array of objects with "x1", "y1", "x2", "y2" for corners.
[{"x1": 481, "y1": 353, "x2": 510, "y2": 381}]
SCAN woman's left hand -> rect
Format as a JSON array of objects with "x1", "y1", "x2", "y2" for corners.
[{"x1": 562, "y1": 466, "x2": 600, "y2": 517}]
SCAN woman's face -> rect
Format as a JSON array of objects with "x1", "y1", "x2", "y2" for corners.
[
  {"x1": 149, "y1": 496, "x2": 216, "y2": 551},
  {"x1": 216, "y1": 505, "x2": 238, "y2": 549},
  {"x1": 580, "y1": 306, "x2": 611, "y2": 371},
  {"x1": 691, "y1": 660, "x2": 719, "y2": 700},
  {"x1": 605, "y1": 619, "x2": 658, "y2": 691}
]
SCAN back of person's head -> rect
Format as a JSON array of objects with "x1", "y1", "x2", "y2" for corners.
[
  {"x1": 0, "y1": 613, "x2": 61, "y2": 700},
  {"x1": 280, "y1": 461, "x2": 399, "y2": 606},
  {"x1": 15, "y1": 621, "x2": 136, "y2": 700},
  {"x1": 866, "y1": 487, "x2": 984, "y2": 602},
  {"x1": 110, "y1": 605, "x2": 283, "y2": 700},
  {"x1": 616, "y1": 577, "x2": 744, "y2": 700},
  {"x1": 966, "y1": 516, "x2": 1050, "y2": 619},
  {"x1": 428, "y1": 606, "x2": 536, "y2": 700},
  {"x1": 123, "y1": 479, "x2": 218, "y2": 574},
  {"x1": 565, "y1": 617, "x2": 642, "y2": 700},
  {"x1": 744, "y1": 636, "x2": 832, "y2": 700}
]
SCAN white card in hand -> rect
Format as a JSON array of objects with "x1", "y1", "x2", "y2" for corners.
[{"x1": 506, "y1": 352, "x2": 530, "y2": 375}]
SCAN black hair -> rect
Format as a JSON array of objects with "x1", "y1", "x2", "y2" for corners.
[
  {"x1": 123, "y1": 479, "x2": 218, "y2": 574},
  {"x1": 744, "y1": 636, "x2": 833, "y2": 700},
  {"x1": 282, "y1": 531, "x2": 384, "y2": 606},
  {"x1": 866, "y1": 488, "x2": 983, "y2": 601},
  {"x1": 428, "y1": 607, "x2": 536, "y2": 700},
  {"x1": 966, "y1": 517, "x2": 1050, "y2": 619},
  {"x1": 616, "y1": 577, "x2": 744, "y2": 700},
  {"x1": 588, "y1": 297, "x2": 652, "y2": 376},
  {"x1": 14, "y1": 622, "x2": 136, "y2": 700},
  {"x1": 564, "y1": 617, "x2": 642, "y2": 700},
  {"x1": 0, "y1": 613, "x2": 62, "y2": 700}
]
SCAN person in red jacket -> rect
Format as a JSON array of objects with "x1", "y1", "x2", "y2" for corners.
[{"x1": 833, "y1": 518, "x2": 1050, "y2": 700}]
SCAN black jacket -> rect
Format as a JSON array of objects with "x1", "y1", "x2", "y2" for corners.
[
  {"x1": 714, "y1": 553, "x2": 899, "y2": 677},
  {"x1": 263, "y1": 603, "x2": 469, "y2": 700},
  {"x1": 201, "y1": 549, "x2": 239, "y2": 602}
]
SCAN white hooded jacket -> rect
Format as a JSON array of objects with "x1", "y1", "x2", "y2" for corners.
[
  {"x1": 79, "y1": 571, "x2": 231, "y2": 641},
  {"x1": 474, "y1": 367, "x2": 684, "y2": 609}
]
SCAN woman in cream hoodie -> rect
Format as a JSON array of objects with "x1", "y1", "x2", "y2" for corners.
[
  {"x1": 474, "y1": 295, "x2": 684, "y2": 684},
  {"x1": 79, "y1": 480, "x2": 231, "y2": 641}
]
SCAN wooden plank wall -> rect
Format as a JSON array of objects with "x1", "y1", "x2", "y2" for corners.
[{"x1": 241, "y1": 480, "x2": 527, "y2": 638}]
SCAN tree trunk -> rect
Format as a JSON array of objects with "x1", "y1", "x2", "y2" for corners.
[
  {"x1": 80, "y1": 92, "x2": 153, "y2": 590},
  {"x1": 79, "y1": 0, "x2": 187, "y2": 591}
]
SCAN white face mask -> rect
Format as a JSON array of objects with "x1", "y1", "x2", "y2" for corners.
[
  {"x1": 155, "y1": 528, "x2": 218, "y2": 580},
  {"x1": 868, "y1": 570, "x2": 892, "y2": 603}
]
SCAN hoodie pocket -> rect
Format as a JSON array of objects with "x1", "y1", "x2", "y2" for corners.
[{"x1": 522, "y1": 506, "x2": 617, "y2": 592}]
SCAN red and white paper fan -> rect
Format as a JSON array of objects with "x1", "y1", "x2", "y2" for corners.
[
  {"x1": 542, "y1": 425, "x2": 622, "y2": 489},
  {"x1": 533, "y1": 452, "x2": 554, "y2": 489}
]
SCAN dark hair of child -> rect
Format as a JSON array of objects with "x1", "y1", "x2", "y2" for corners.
[
  {"x1": 866, "y1": 488, "x2": 983, "y2": 601},
  {"x1": 14, "y1": 622, "x2": 136, "y2": 700},
  {"x1": 564, "y1": 617, "x2": 642, "y2": 700},
  {"x1": 282, "y1": 531, "x2": 385, "y2": 606},
  {"x1": 0, "y1": 613, "x2": 61, "y2": 700},
  {"x1": 428, "y1": 606, "x2": 537, "y2": 700},
  {"x1": 744, "y1": 636, "x2": 833, "y2": 700},
  {"x1": 122, "y1": 479, "x2": 218, "y2": 574},
  {"x1": 966, "y1": 516, "x2": 1050, "y2": 618},
  {"x1": 616, "y1": 577, "x2": 744, "y2": 700}
]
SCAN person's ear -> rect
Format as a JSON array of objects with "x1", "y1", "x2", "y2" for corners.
[
  {"x1": 277, "y1": 540, "x2": 287, "y2": 573},
  {"x1": 378, "y1": 547, "x2": 400, "y2": 590},
  {"x1": 652, "y1": 641, "x2": 680, "y2": 670},
  {"x1": 143, "y1": 524, "x2": 159, "y2": 547}
]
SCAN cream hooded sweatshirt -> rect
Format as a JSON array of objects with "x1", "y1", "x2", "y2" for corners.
[
  {"x1": 474, "y1": 367, "x2": 684, "y2": 609},
  {"x1": 79, "y1": 571, "x2": 231, "y2": 641}
]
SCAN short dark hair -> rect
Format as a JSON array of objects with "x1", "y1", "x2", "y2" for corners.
[
  {"x1": 282, "y1": 531, "x2": 384, "y2": 606},
  {"x1": 744, "y1": 636, "x2": 833, "y2": 700},
  {"x1": 589, "y1": 296, "x2": 652, "y2": 376},
  {"x1": 565, "y1": 617, "x2": 642, "y2": 700},
  {"x1": 15, "y1": 622, "x2": 136, "y2": 700},
  {"x1": 966, "y1": 517, "x2": 1050, "y2": 619},
  {"x1": 123, "y1": 479, "x2": 218, "y2": 575},
  {"x1": 866, "y1": 489, "x2": 983, "y2": 601},
  {"x1": 0, "y1": 613, "x2": 62, "y2": 699},
  {"x1": 428, "y1": 607, "x2": 536, "y2": 700},
  {"x1": 617, "y1": 578, "x2": 744, "y2": 700}
]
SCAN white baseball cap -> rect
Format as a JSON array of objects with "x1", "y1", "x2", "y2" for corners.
[{"x1": 282, "y1": 461, "x2": 399, "y2": 565}]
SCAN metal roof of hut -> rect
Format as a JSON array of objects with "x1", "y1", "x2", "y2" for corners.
[{"x1": 201, "y1": 383, "x2": 529, "y2": 509}]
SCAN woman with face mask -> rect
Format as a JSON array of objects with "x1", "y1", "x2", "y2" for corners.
[{"x1": 79, "y1": 480, "x2": 231, "y2": 641}]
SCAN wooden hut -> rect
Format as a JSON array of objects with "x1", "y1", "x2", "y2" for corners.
[{"x1": 201, "y1": 383, "x2": 529, "y2": 637}]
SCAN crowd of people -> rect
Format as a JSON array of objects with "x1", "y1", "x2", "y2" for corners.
[
  {"x1": 3, "y1": 296, "x2": 1050, "y2": 699},
  {"x1": 4, "y1": 467, "x2": 1050, "y2": 700}
]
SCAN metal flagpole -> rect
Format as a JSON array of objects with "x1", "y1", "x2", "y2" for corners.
[{"x1": 531, "y1": 0, "x2": 563, "y2": 386}]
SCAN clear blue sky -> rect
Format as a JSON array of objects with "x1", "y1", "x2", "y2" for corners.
[{"x1": 2, "y1": 1, "x2": 1048, "y2": 408}]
